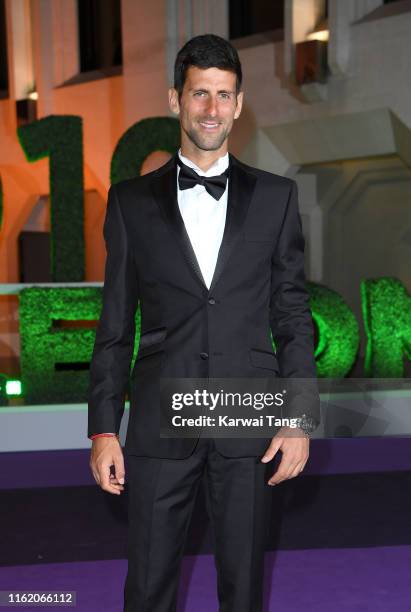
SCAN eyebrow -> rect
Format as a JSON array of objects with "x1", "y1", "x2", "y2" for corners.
[{"x1": 188, "y1": 88, "x2": 235, "y2": 94}]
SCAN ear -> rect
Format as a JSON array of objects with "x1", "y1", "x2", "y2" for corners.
[
  {"x1": 168, "y1": 88, "x2": 180, "y2": 116},
  {"x1": 234, "y1": 90, "x2": 244, "y2": 120}
]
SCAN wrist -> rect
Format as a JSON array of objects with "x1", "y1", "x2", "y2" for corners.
[{"x1": 294, "y1": 414, "x2": 318, "y2": 438}]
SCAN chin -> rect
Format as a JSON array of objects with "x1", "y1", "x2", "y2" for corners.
[{"x1": 198, "y1": 141, "x2": 224, "y2": 152}]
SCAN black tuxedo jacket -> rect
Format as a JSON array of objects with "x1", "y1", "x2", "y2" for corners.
[{"x1": 87, "y1": 151, "x2": 318, "y2": 458}]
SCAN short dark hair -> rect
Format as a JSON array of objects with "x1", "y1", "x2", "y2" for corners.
[{"x1": 174, "y1": 34, "x2": 242, "y2": 100}]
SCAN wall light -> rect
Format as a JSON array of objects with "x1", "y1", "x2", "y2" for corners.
[
  {"x1": 306, "y1": 19, "x2": 329, "y2": 42},
  {"x1": 6, "y1": 380, "x2": 22, "y2": 396}
]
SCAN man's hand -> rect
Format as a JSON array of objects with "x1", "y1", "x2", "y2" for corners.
[
  {"x1": 260, "y1": 426, "x2": 309, "y2": 486},
  {"x1": 90, "y1": 436, "x2": 125, "y2": 495}
]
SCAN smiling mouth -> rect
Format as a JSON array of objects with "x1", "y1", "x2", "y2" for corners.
[{"x1": 199, "y1": 121, "x2": 220, "y2": 130}]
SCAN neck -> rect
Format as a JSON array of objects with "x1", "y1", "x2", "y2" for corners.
[{"x1": 180, "y1": 144, "x2": 228, "y2": 173}]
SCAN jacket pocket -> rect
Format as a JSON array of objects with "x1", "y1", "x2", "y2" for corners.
[
  {"x1": 249, "y1": 348, "x2": 280, "y2": 373},
  {"x1": 138, "y1": 326, "x2": 167, "y2": 352}
]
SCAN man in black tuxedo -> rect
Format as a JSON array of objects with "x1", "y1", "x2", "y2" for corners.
[{"x1": 88, "y1": 34, "x2": 319, "y2": 612}]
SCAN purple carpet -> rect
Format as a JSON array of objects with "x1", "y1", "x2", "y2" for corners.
[
  {"x1": 2, "y1": 438, "x2": 411, "y2": 490},
  {"x1": 1, "y1": 546, "x2": 410, "y2": 611}
]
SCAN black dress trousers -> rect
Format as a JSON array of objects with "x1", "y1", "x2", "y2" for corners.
[{"x1": 124, "y1": 437, "x2": 273, "y2": 612}]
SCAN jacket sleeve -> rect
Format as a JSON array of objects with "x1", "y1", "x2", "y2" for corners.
[
  {"x1": 87, "y1": 184, "x2": 139, "y2": 437},
  {"x1": 269, "y1": 180, "x2": 320, "y2": 426}
]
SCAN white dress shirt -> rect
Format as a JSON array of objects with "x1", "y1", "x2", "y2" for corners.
[{"x1": 176, "y1": 147, "x2": 229, "y2": 289}]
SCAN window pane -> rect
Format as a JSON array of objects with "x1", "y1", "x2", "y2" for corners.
[
  {"x1": 77, "y1": 0, "x2": 122, "y2": 73},
  {"x1": 0, "y1": 0, "x2": 8, "y2": 94},
  {"x1": 229, "y1": 0, "x2": 284, "y2": 39}
]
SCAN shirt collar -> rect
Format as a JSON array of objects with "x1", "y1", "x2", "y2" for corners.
[{"x1": 177, "y1": 147, "x2": 229, "y2": 177}]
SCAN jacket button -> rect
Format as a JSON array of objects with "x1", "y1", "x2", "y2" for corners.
[
  {"x1": 200, "y1": 352, "x2": 209, "y2": 360},
  {"x1": 208, "y1": 297, "x2": 216, "y2": 305}
]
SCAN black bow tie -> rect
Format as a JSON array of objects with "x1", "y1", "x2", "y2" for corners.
[{"x1": 177, "y1": 156, "x2": 229, "y2": 201}]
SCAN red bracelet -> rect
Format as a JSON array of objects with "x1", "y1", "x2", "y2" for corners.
[{"x1": 90, "y1": 433, "x2": 118, "y2": 440}]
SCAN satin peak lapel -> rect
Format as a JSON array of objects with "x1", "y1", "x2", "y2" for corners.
[{"x1": 209, "y1": 152, "x2": 257, "y2": 293}]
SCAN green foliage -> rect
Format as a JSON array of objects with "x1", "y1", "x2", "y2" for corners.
[
  {"x1": 110, "y1": 116, "x2": 180, "y2": 184},
  {"x1": 19, "y1": 287, "x2": 100, "y2": 403},
  {"x1": 308, "y1": 282, "x2": 360, "y2": 377},
  {"x1": 19, "y1": 286, "x2": 141, "y2": 404},
  {"x1": 362, "y1": 277, "x2": 411, "y2": 377},
  {"x1": 17, "y1": 116, "x2": 85, "y2": 282}
]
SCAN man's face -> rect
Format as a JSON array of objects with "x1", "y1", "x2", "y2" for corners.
[{"x1": 168, "y1": 66, "x2": 243, "y2": 152}]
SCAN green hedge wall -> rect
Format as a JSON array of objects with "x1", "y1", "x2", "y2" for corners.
[
  {"x1": 19, "y1": 286, "x2": 141, "y2": 404},
  {"x1": 362, "y1": 277, "x2": 411, "y2": 377},
  {"x1": 308, "y1": 281, "x2": 360, "y2": 378},
  {"x1": 17, "y1": 116, "x2": 85, "y2": 282},
  {"x1": 16, "y1": 277, "x2": 411, "y2": 404},
  {"x1": 110, "y1": 116, "x2": 180, "y2": 184}
]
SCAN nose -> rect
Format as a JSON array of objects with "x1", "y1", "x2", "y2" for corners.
[{"x1": 205, "y1": 96, "x2": 218, "y2": 117}]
